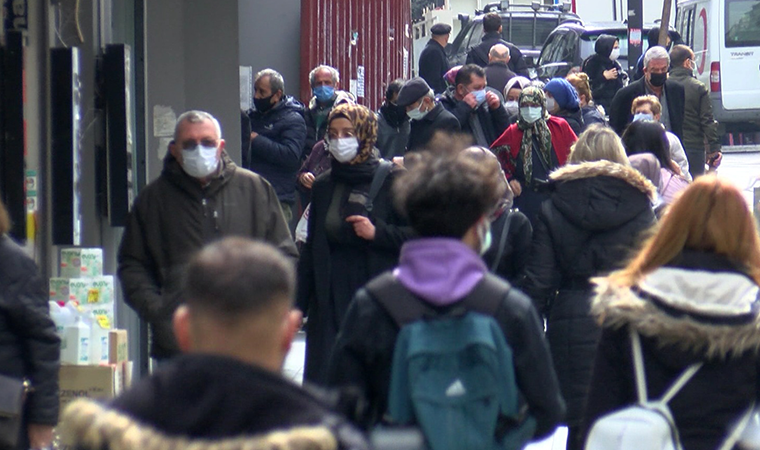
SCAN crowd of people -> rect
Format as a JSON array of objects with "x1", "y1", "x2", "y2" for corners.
[{"x1": 2, "y1": 15, "x2": 756, "y2": 450}]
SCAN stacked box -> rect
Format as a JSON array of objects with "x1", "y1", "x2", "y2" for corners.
[
  {"x1": 60, "y1": 248, "x2": 103, "y2": 279},
  {"x1": 49, "y1": 278, "x2": 70, "y2": 303}
]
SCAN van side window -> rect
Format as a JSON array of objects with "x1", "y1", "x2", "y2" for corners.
[{"x1": 725, "y1": 0, "x2": 760, "y2": 47}]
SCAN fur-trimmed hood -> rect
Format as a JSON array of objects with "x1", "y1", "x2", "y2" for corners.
[
  {"x1": 60, "y1": 399, "x2": 338, "y2": 450},
  {"x1": 592, "y1": 266, "x2": 760, "y2": 360},
  {"x1": 547, "y1": 160, "x2": 657, "y2": 232}
]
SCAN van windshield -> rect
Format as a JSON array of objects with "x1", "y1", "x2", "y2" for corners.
[{"x1": 725, "y1": 0, "x2": 760, "y2": 47}]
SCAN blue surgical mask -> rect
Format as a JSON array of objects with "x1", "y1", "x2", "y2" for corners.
[
  {"x1": 181, "y1": 145, "x2": 219, "y2": 178},
  {"x1": 633, "y1": 113, "x2": 655, "y2": 122},
  {"x1": 313, "y1": 85, "x2": 335, "y2": 103},
  {"x1": 472, "y1": 89, "x2": 487, "y2": 106},
  {"x1": 520, "y1": 106, "x2": 543, "y2": 124}
]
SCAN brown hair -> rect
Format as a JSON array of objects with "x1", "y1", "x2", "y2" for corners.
[
  {"x1": 607, "y1": 176, "x2": 760, "y2": 287},
  {"x1": 0, "y1": 198, "x2": 10, "y2": 235},
  {"x1": 566, "y1": 72, "x2": 592, "y2": 102},
  {"x1": 631, "y1": 95, "x2": 662, "y2": 116}
]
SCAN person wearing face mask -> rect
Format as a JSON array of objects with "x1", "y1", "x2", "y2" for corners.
[
  {"x1": 519, "y1": 126, "x2": 656, "y2": 450},
  {"x1": 246, "y1": 69, "x2": 307, "y2": 224},
  {"x1": 396, "y1": 77, "x2": 460, "y2": 152},
  {"x1": 327, "y1": 148, "x2": 565, "y2": 435},
  {"x1": 609, "y1": 46, "x2": 685, "y2": 141},
  {"x1": 118, "y1": 110, "x2": 298, "y2": 364},
  {"x1": 491, "y1": 86, "x2": 577, "y2": 226},
  {"x1": 376, "y1": 79, "x2": 411, "y2": 159},
  {"x1": 302, "y1": 65, "x2": 356, "y2": 160},
  {"x1": 544, "y1": 77, "x2": 585, "y2": 135},
  {"x1": 503, "y1": 76, "x2": 531, "y2": 123},
  {"x1": 581, "y1": 34, "x2": 625, "y2": 114},
  {"x1": 297, "y1": 103, "x2": 414, "y2": 384},
  {"x1": 566, "y1": 72, "x2": 607, "y2": 128},
  {"x1": 440, "y1": 64, "x2": 511, "y2": 147},
  {"x1": 668, "y1": 45, "x2": 722, "y2": 178}
]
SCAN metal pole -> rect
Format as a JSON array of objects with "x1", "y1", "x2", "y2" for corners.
[
  {"x1": 628, "y1": 0, "x2": 644, "y2": 74},
  {"x1": 658, "y1": 0, "x2": 673, "y2": 46}
]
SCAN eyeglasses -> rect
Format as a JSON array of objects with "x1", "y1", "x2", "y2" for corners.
[{"x1": 179, "y1": 139, "x2": 218, "y2": 150}]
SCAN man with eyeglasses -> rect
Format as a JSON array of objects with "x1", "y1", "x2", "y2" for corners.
[{"x1": 118, "y1": 110, "x2": 298, "y2": 366}]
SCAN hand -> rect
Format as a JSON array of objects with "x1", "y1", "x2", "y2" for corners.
[
  {"x1": 299, "y1": 172, "x2": 316, "y2": 189},
  {"x1": 509, "y1": 179, "x2": 522, "y2": 197},
  {"x1": 28, "y1": 423, "x2": 54, "y2": 450},
  {"x1": 463, "y1": 93, "x2": 479, "y2": 109},
  {"x1": 603, "y1": 68, "x2": 619, "y2": 80},
  {"x1": 346, "y1": 215, "x2": 376, "y2": 241},
  {"x1": 392, "y1": 156, "x2": 405, "y2": 167},
  {"x1": 250, "y1": 131, "x2": 259, "y2": 141},
  {"x1": 486, "y1": 92, "x2": 501, "y2": 110},
  {"x1": 707, "y1": 151, "x2": 723, "y2": 168}
]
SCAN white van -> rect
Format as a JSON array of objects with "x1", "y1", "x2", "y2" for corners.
[{"x1": 676, "y1": 0, "x2": 760, "y2": 132}]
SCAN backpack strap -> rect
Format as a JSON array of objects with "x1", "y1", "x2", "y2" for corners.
[
  {"x1": 366, "y1": 160, "x2": 393, "y2": 213},
  {"x1": 629, "y1": 327, "x2": 702, "y2": 405},
  {"x1": 490, "y1": 210, "x2": 514, "y2": 273},
  {"x1": 459, "y1": 273, "x2": 511, "y2": 317},
  {"x1": 719, "y1": 402, "x2": 756, "y2": 450}
]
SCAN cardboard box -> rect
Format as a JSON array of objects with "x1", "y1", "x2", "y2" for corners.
[
  {"x1": 58, "y1": 364, "x2": 122, "y2": 413},
  {"x1": 49, "y1": 278, "x2": 70, "y2": 302},
  {"x1": 60, "y1": 248, "x2": 103, "y2": 278},
  {"x1": 108, "y1": 330, "x2": 128, "y2": 364}
]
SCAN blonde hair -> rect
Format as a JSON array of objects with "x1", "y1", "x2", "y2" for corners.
[
  {"x1": 568, "y1": 125, "x2": 630, "y2": 165},
  {"x1": 631, "y1": 95, "x2": 662, "y2": 116},
  {"x1": 608, "y1": 175, "x2": 760, "y2": 287},
  {"x1": 566, "y1": 72, "x2": 592, "y2": 102}
]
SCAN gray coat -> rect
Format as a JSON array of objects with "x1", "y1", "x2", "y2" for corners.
[{"x1": 376, "y1": 109, "x2": 410, "y2": 159}]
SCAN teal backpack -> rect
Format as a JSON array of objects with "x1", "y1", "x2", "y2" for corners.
[{"x1": 365, "y1": 272, "x2": 536, "y2": 450}]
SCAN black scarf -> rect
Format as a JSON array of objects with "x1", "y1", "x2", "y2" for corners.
[
  {"x1": 380, "y1": 102, "x2": 408, "y2": 128},
  {"x1": 330, "y1": 156, "x2": 380, "y2": 218}
]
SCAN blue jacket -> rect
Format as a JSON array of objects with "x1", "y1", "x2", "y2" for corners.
[{"x1": 246, "y1": 96, "x2": 307, "y2": 204}]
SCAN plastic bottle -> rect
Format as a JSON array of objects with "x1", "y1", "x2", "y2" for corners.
[{"x1": 62, "y1": 314, "x2": 90, "y2": 365}]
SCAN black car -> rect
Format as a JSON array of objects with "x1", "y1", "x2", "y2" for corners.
[
  {"x1": 536, "y1": 21, "x2": 680, "y2": 80},
  {"x1": 447, "y1": 1, "x2": 582, "y2": 77}
]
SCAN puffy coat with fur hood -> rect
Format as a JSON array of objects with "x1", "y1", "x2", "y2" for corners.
[
  {"x1": 520, "y1": 160, "x2": 656, "y2": 426},
  {"x1": 584, "y1": 251, "x2": 760, "y2": 450}
]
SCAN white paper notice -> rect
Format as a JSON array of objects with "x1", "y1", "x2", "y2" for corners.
[
  {"x1": 357, "y1": 66, "x2": 365, "y2": 98},
  {"x1": 153, "y1": 105, "x2": 176, "y2": 137}
]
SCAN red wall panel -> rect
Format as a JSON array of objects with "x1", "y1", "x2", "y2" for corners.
[{"x1": 300, "y1": 0, "x2": 412, "y2": 112}]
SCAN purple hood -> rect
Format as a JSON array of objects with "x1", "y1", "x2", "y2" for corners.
[{"x1": 394, "y1": 238, "x2": 487, "y2": 306}]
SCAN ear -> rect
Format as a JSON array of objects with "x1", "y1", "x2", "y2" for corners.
[
  {"x1": 217, "y1": 139, "x2": 226, "y2": 158},
  {"x1": 169, "y1": 140, "x2": 182, "y2": 162},
  {"x1": 281, "y1": 309, "x2": 303, "y2": 355},
  {"x1": 173, "y1": 305, "x2": 193, "y2": 352}
]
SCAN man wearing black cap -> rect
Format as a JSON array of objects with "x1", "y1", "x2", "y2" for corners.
[
  {"x1": 397, "y1": 77, "x2": 460, "y2": 152},
  {"x1": 418, "y1": 23, "x2": 451, "y2": 94}
]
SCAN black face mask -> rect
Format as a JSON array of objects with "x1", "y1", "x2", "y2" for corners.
[
  {"x1": 254, "y1": 94, "x2": 276, "y2": 113},
  {"x1": 381, "y1": 102, "x2": 408, "y2": 127},
  {"x1": 648, "y1": 72, "x2": 667, "y2": 87}
]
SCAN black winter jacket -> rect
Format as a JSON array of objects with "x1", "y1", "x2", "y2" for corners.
[
  {"x1": 406, "y1": 103, "x2": 461, "y2": 152},
  {"x1": 585, "y1": 251, "x2": 760, "y2": 450},
  {"x1": 552, "y1": 108, "x2": 585, "y2": 136},
  {"x1": 60, "y1": 354, "x2": 368, "y2": 450},
  {"x1": 327, "y1": 273, "x2": 566, "y2": 438},
  {"x1": 440, "y1": 91, "x2": 511, "y2": 147},
  {"x1": 0, "y1": 235, "x2": 60, "y2": 427},
  {"x1": 520, "y1": 160, "x2": 656, "y2": 426},
  {"x1": 466, "y1": 32, "x2": 530, "y2": 77},
  {"x1": 609, "y1": 77, "x2": 685, "y2": 141},
  {"x1": 482, "y1": 209, "x2": 533, "y2": 285},
  {"x1": 582, "y1": 35, "x2": 624, "y2": 113},
  {"x1": 418, "y1": 39, "x2": 449, "y2": 94},
  {"x1": 246, "y1": 96, "x2": 307, "y2": 204}
]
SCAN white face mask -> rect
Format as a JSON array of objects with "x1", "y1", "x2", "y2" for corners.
[
  {"x1": 545, "y1": 97, "x2": 557, "y2": 113},
  {"x1": 328, "y1": 137, "x2": 360, "y2": 163},
  {"x1": 610, "y1": 47, "x2": 621, "y2": 61},
  {"x1": 520, "y1": 106, "x2": 543, "y2": 124},
  {"x1": 181, "y1": 145, "x2": 219, "y2": 178},
  {"x1": 407, "y1": 100, "x2": 430, "y2": 121},
  {"x1": 505, "y1": 101, "x2": 519, "y2": 115}
]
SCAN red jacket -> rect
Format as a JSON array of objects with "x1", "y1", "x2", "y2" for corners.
[{"x1": 491, "y1": 116, "x2": 577, "y2": 179}]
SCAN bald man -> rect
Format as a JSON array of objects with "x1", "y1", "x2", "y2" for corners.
[{"x1": 485, "y1": 43, "x2": 516, "y2": 94}]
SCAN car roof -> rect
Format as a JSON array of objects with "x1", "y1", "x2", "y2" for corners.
[
  {"x1": 471, "y1": 10, "x2": 581, "y2": 21},
  {"x1": 551, "y1": 21, "x2": 659, "y2": 36}
]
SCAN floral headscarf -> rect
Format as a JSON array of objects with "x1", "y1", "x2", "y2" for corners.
[
  {"x1": 327, "y1": 103, "x2": 378, "y2": 165},
  {"x1": 517, "y1": 86, "x2": 553, "y2": 184}
]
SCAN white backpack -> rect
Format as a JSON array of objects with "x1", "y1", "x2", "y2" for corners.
[{"x1": 585, "y1": 327, "x2": 753, "y2": 450}]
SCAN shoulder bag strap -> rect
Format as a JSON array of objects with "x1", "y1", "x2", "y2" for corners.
[
  {"x1": 490, "y1": 210, "x2": 513, "y2": 273},
  {"x1": 366, "y1": 160, "x2": 393, "y2": 213}
]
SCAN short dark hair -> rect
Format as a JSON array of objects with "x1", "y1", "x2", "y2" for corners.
[
  {"x1": 483, "y1": 13, "x2": 502, "y2": 33},
  {"x1": 394, "y1": 149, "x2": 505, "y2": 238},
  {"x1": 455, "y1": 64, "x2": 486, "y2": 87},
  {"x1": 621, "y1": 120, "x2": 674, "y2": 172},
  {"x1": 669, "y1": 44, "x2": 693, "y2": 68},
  {"x1": 183, "y1": 238, "x2": 295, "y2": 321},
  {"x1": 386, "y1": 79, "x2": 405, "y2": 101}
]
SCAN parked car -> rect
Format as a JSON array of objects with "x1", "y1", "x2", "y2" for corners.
[
  {"x1": 447, "y1": 1, "x2": 582, "y2": 78},
  {"x1": 536, "y1": 22, "x2": 664, "y2": 80},
  {"x1": 676, "y1": 0, "x2": 760, "y2": 133}
]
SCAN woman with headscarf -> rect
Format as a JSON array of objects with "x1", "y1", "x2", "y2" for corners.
[
  {"x1": 297, "y1": 103, "x2": 414, "y2": 384},
  {"x1": 503, "y1": 76, "x2": 532, "y2": 122},
  {"x1": 491, "y1": 86, "x2": 577, "y2": 226},
  {"x1": 520, "y1": 126, "x2": 656, "y2": 450},
  {"x1": 544, "y1": 78, "x2": 585, "y2": 135}
]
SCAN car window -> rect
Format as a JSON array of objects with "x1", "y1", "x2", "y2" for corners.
[
  {"x1": 504, "y1": 16, "x2": 561, "y2": 47},
  {"x1": 725, "y1": 0, "x2": 760, "y2": 47}
]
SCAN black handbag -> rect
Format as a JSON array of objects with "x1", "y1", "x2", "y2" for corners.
[{"x1": 0, "y1": 374, "x2": 28, "y2": 449}]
